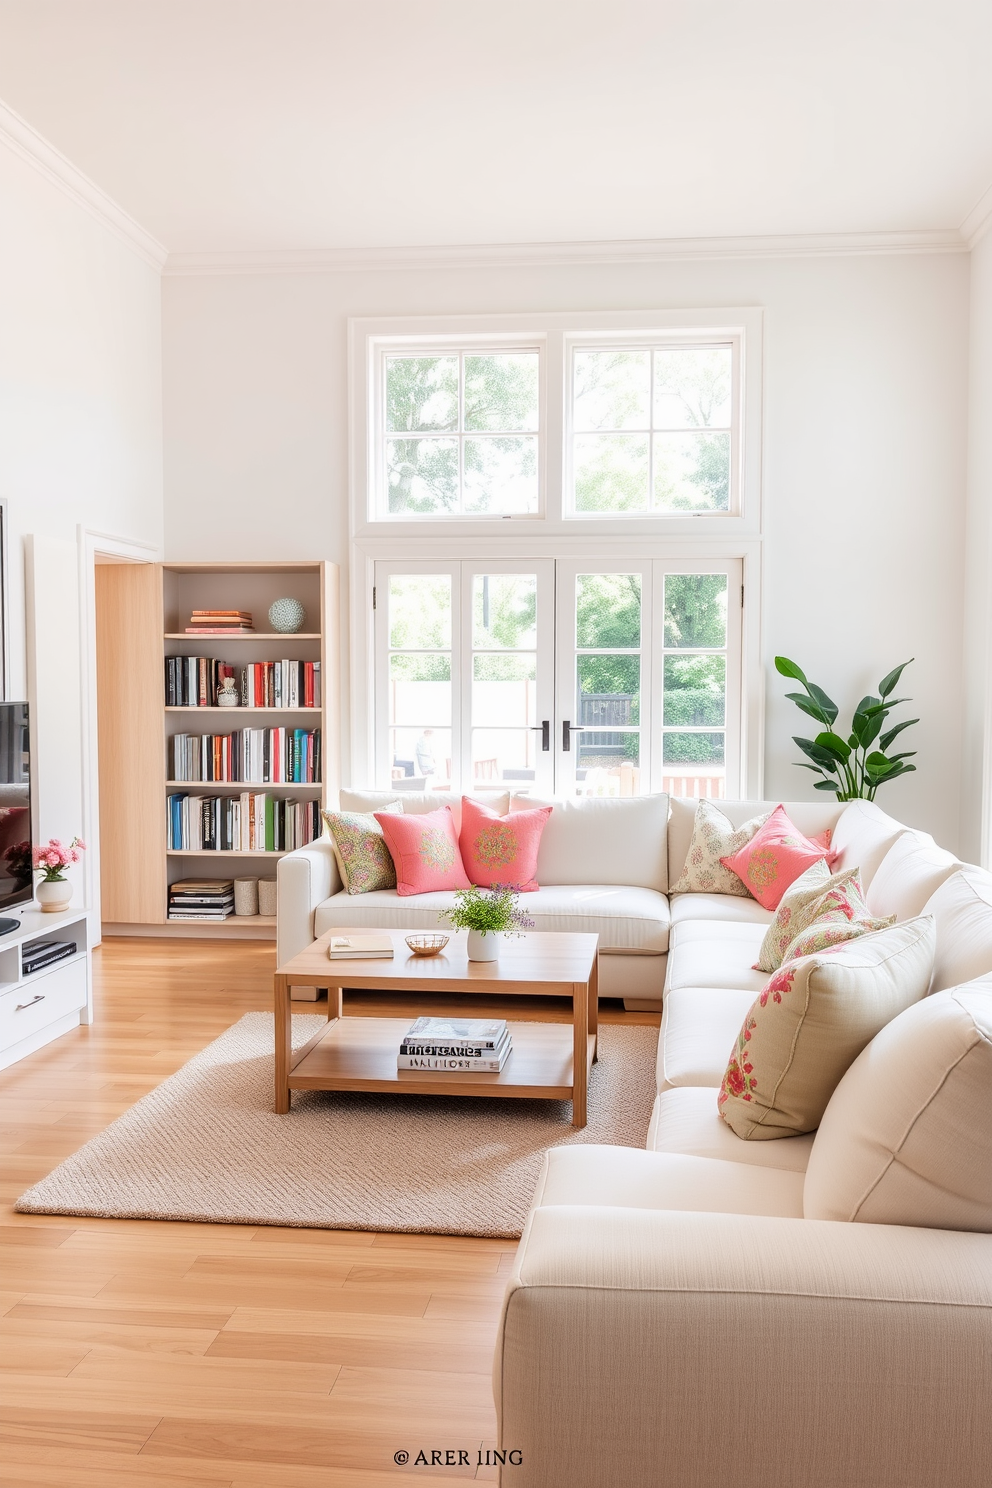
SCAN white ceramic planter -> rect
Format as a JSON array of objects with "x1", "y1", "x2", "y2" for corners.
[
  {"x1": 36, "y1": 878, "x2": 72, "y2": 914},
  {"x1": 466, "y1": 928, "x2": 500, "y2": 962}
]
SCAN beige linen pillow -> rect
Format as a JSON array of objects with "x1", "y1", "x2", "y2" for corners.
[
  {"x1": 921, "y1": 866, "x2": 992, "y2": 993},
  {"x1": 804, "y1": 982, "x2": 992, "y2": 1231},
  {"x1": 321, "y1": 803, "x2": 403, "y2": 894},
  {"x1": 718, "y1": 916, "x2": 935, "y2": 1140},
  {"x1": 671, "y1": 799, "x2": 769, "y2": 897}
]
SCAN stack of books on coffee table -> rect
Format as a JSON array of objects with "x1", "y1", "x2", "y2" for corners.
[{"x1": 397, "y1": 1017, "x2": 512, "y2": 1072}]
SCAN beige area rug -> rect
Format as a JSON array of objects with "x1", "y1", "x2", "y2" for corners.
[{"x1": 16, "y1": 1013, "x2": 657, "y2": 1238}]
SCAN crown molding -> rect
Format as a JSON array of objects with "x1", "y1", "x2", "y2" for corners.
[
  {"x1": 163, "y1": 227, "x2": 967, "y2": 277},
  {"x1": 0, "y1": 99, "x2": 167, "y2": 271},
  {"x1": 962, "y1": 181, "x2": 992, "y2": 249}
]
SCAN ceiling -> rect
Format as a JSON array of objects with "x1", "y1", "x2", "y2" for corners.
[{"x1": 0, "y1": 0, "x2": 990, "y2": 258}]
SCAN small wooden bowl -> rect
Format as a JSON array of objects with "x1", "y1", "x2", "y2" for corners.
[{"x1": 405, "y1": 933, "x2": 449, "y2": 957}]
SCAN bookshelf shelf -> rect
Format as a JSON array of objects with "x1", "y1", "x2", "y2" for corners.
[{"x1": 96, "y1": 559, "x2": 339, "y2": 943}]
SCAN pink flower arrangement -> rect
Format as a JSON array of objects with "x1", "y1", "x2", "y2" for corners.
[{"x1": 33, "y1": 836, "x2": 86, "y2": 883}]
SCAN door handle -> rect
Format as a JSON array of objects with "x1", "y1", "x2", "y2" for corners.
[
  {"x1": 562, "y1": 720, "x2": 591, "y2": 752},
  {"x1": 529, "y1": 721, "x2": 550, "y2": 751}
]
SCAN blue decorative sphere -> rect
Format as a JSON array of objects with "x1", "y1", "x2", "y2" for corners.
[{"x1": 268, "y1": 597, "x2": 306, "y2": 633}]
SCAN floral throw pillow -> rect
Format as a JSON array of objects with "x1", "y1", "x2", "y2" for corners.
[
  {"x1": 718, "y1": 917, "x2": 936, "y2": 1140},
  {"x1": 780, "y1": 908, "x2": 895, "y2": 963},
  {"x1": 374, "y1": 806, "x2": 471, "y2": 897},
  {"x1": 321, "y1": 804, "x2": 403, "y2": 895},
  {"x1": 671, "y1": 800, "x2": 771, "y2": 897},
  {"x1": 754, "y1": 861, "x2": 859, "y2": 973},
  {"x1": 720, "y1": 804, "x2": 831, "y2": 910},
  {"x1": 459, "y1": 797, "x2": 551, "y2": 892}
]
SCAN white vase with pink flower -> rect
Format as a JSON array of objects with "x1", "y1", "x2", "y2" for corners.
[{"x1": 34, "y1": 836, "x2": 85, "y2": 913}]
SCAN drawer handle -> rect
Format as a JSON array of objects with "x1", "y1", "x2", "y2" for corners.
[{"x1": 16, "y1": 994, "x2": 45, "y2": 1010}]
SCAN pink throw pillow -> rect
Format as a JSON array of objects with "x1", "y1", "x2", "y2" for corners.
[
  {"x1": 374, "y1": 807, "x2": 471, "y2": 897},
  {"x1": 459, "y1": 797, "x2": 551, "y2": 892},
  {"x1": 720, "y1": 804, "x2": 831, "y2": 910},
  {"x1": 812, "y1": 827, "x2": 840, "y2": 869}
]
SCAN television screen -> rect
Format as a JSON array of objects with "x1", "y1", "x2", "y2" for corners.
[{"x1": 0, "y1": 703, "x2": 31, "y2": 912}]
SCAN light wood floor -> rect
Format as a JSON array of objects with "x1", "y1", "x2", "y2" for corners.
[{"x1": 0, "y1": 937, "x2": 659, "y2": 1488}]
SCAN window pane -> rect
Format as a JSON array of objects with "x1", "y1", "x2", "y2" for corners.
[
  {"x1": 389, "y1": 655, "x2": 451, "y2": 728},
  {"x1": 389, "y1": 575, "x2": 451, "y2": 649},
  {"x1": 654, "y1": 347, "x2": 732, "y2": 430},
  {"x1": 663, "y1": 730, "x2": 725, "y2": 766},
  {"x1": 464, "y1": 354, "x2": 539, "y2": 432},
  {"x1": 473, "y1": 654, "x2": 536, "y2": 727},
  {"x1": 576, "y1": 573, "x2": 641, "y2": 648},
  {"x1": 577, "y1": 654, "x2": 640, "y2": 725},
  {"x1": 574, "y1": 434, "x2": 649, "y2": 512},
  {"x1": 653, "y1": 431, "x2": 730, "y2": 512},
  {"x1": 664, "y1": 655, "x2": 725, "y2": 726},
  {"x1": 573, "y1": 350, "x2": 650, "y2": 431},
  {"x1": 576, "y1": 731, "x2": 641, "y2": 794},
  {"x1": 386, "y1": 437, "x2": 459, "y2": 514},
  {"x1": 471, "y1": 728, "x2": 536, "y2": 789},
  {"x1": 463, "y1": 436, "x2": 538, "y2": 513},
  {"x1": 390, "y1": 727, "x2": 451, "y2": 785},
  {"x1": 472, "y1": 574, "x2": 537, "y2": 650},
  {"x1": 663, "y1": 574, "x2": 727, "y2": 648},
  {"x1": 385, "y1": 356, "x2": 458, "y2": 432}
]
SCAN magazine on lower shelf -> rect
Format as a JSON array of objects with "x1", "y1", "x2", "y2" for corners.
[{"x1": 397, "y1": 1018, "x2": 512, "y2": 1072}]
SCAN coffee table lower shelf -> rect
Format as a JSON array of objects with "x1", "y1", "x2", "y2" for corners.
[{"x1": 286, "y1": 1016, "x2": 596, "y2": 1106}]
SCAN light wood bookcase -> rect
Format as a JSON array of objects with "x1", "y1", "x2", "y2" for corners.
[{"x1": 96, "y1": 560, "x2": 339, "y2": 939}]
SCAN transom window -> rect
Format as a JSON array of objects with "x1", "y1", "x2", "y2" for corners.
[
  {"x1": 569, "y1": 343, "x2": 735, "y2": 515},
  {"x1": 382, "y1": 350, "x2": 540, "y2": 517}
]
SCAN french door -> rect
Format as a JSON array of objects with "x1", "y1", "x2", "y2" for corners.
[{"x1": 373, "y1": 556, "x2": 742, "y2": 798}]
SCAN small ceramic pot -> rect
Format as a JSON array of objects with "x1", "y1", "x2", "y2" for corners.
[
  {"x1": 467, "y1": 927, "x2": 499, "y2": 962},
  {"x1": 234, "y1": 877, "x2": 259, "y2": 916},
  {"x1": 37, "y1": 878, "x2": 72, "y2": 914},
  {"x1": 257, "y1": 878, "x2": 278, "y2": 917}
]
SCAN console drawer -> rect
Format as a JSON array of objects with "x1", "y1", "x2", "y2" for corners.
[{"x1": 0, "y1": 957, "x2": 87, "y2": 1051}]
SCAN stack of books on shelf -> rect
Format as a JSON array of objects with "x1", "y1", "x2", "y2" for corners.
[
  {"x1": 185, "y1": 610, "x2": 254, "y2": 634},
  {"x1": 168, "y1": 879, "x2": 234, "y2": 920},
  {"x1": 170, "y1": 727, "x2": 321, "y2": 783},
  {"x1": 22, "y1": 940, "x2": 77, "y2": 975},
  {"x1": 165, "y1": 657, "x2": 321, "y2": 708},
  {"x1": 397, "y1": 1017, "x2": 512, "y2": 1072},
  {"x1": 167, "y1": 793, "x2": 321, "y2": 852}
]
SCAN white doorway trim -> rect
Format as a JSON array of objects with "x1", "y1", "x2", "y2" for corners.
[{"x1": 78, "y1": 528, "x2": 161, "y2": 939}]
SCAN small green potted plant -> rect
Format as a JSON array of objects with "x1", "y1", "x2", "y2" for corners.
[{"x1": 440, "y1": 885, "x2": 535, "y2": 962}]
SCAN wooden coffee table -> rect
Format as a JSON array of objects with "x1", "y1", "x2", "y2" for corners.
[{"x1": 273, "y1": 928, "x2": 599, "y2": 1127}]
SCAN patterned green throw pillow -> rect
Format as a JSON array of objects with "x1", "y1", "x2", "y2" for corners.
[{"x1": 321, "y1": 804, "x2": 403, "y2": 894}]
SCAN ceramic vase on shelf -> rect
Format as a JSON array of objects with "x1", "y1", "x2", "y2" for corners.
[
  {"x1": 268, "y1": 597, "x2": 306, "y2": 634},
  {"x1": 466, "y1": 928, "x2": 500, "y2": 962},
  {"x1": 37, "y1": 879, "x2": 72, "y2": 914}
]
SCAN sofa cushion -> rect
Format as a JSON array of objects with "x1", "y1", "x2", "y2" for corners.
[
  {"x1": 720, "y1": 804, "x2": 833, "y2": 910},
  {"x1": 647, "y1": 1087, "x2": 815, "y2": 1172},
  {"x1": 315, "y1": 882, "x2": 671, "y2": 953},
  {"x1": 865, "y1": 830, "x2": 960, "y2": 920},
  {"x1": 341, "y1": 788, "x2": 509, "y2": 833},
  {"x1": 534, "y1": 1144, "x2": 804, "y2": 1219},
  {"x1": 718, "y1": 916, "x2": 936, "y2": 1140},
  {"x1": 667, "y1": 797, "x2": 844, "y2": 890},
  {"x1": 670, "y1": 799, "x2": 767, "y2": 897},
  {"x1": 829, "y1": 799, "x2": 908, "y2": 888},
  {"x1": 657, "y1": 986, "x2": 758, "y2": 1091},
  {"x1": 922, "y1": 866, "x2": 992, "y2": 993},
  {"x1": 754, "y1": 859, "x2": 834, "y2": 971},
  {"x1": 509, "y1": 793, "x2": 670, "y2": 892},
  {"x1": 374, "y1": 807, "x2": 471, "y2": 895},
  {"x1": 666, "y1": 921, "x2": 768, "y2": 994},
  {"x1": 804, "y1": 983, "x2": 992, "y2": 1231},
  {"x1": 669, "y1": 892, "x2": 773, "y2": 926},
  {"x1": 321, "y1": 804, "x2": 403, "y2": 894},
  {"x1": 459, "y1": 796, "x2": 551, "y2": 892}
]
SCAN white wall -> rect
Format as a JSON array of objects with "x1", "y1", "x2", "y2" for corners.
[
  {"x1": 962, "y1": 229, "x2": 992, "y2": 864},
  {"x1": 163, "y1": 251, "x2": 969, "y2": 848},
  {"x1": 0, "y1": 133, "x2": 163, "y2": 899}
]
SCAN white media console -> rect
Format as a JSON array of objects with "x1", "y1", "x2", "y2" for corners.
[{"x1": 0, "y1": 907, "x2": 92, "y2": 1071}]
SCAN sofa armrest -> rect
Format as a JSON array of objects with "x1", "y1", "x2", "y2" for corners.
[
  {"x1": 495, "y1": 1205, "x2": 992, "y2": 1488},
  {"x1": 276, "y1": 840, "x2": 340, "y2": 967}
]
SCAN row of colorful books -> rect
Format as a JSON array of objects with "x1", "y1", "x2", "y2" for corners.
[
  {"x1": 167, "y1": 793, "x2": 322, "y2": 853},
  {"x1": 165, "y1": 657, "x2": 321, "y2": 709},
  {"x1": 169, "y1": 729, "x2": 321, "y2": 784}
]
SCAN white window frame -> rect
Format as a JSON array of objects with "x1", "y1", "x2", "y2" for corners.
[{"x1": 348, "y1": 309, "x2": 764, "y2": 800}]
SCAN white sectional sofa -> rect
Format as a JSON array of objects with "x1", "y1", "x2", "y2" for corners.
[{"x1": 278, "y1": 791, "x2": 992, "y2": 1485}]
